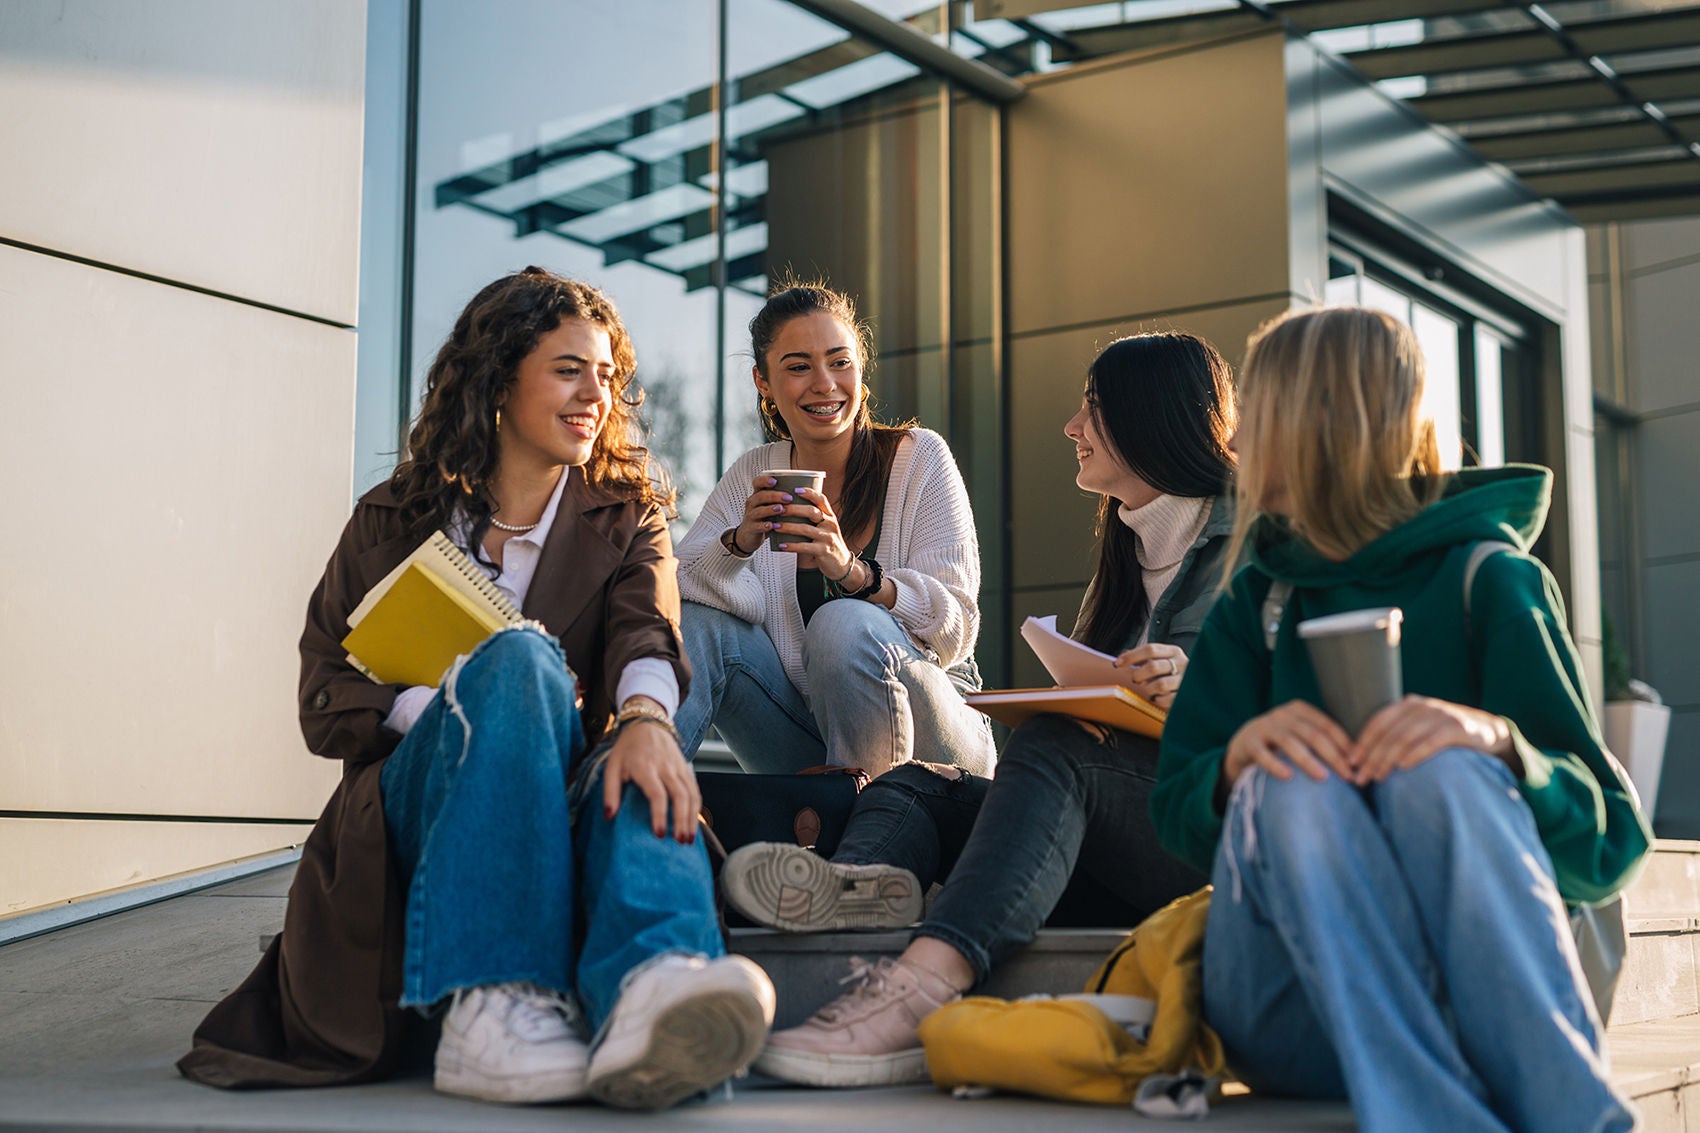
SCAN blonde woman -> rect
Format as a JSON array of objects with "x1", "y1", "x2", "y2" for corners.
[{"x1": 1153, "y1": 307, "x2": 1649, "y2": 1132}]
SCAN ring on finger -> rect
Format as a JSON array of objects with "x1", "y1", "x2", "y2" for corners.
[{"x1": 1165, "y1": 657, "x2": 1177, "y2": 677}]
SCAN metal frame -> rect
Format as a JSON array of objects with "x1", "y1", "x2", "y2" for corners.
[{"x1": 1022, "y1": 0, "x2": 1700, "y2": 221}]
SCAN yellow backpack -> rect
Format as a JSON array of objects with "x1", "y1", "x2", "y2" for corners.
[{"x1": 917, "y1": 887, "x2": 1227, "y2": 1105}]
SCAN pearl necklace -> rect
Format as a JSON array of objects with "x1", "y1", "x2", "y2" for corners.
[{"x1": 489, "y1": 516, "x2": 541, "y2": 533}]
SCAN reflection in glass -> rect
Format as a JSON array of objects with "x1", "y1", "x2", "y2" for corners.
[
  {"x1": 1412, "y1": 302, "x2": 1463, "y2": 471},
  {"x1": 1474, "y1": 326, "x2": 1506, "y2": 468},
  {"x1": 413, "y1": 1, "x2": 721, "y2": 522}
]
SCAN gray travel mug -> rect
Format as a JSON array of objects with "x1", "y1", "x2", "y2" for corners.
[
  {"x1": 1297, "y1": 607, "x2": 1404, "y2": 737},
  {"x1": 759, "y1": 468, "x2": 826, "y2": 551}
]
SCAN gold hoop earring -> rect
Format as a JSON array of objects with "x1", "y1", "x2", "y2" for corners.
[{"x1": 494, "y1": 408, "x2": 502, "y2": 432}]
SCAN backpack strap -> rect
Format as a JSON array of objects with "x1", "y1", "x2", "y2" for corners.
[
  {"x1": 1462, "y1": 540, "x2": 1519, "y2": 626},
  {"x1": 1261, "y1": 581, "x2": 1293, "y2": 652}
]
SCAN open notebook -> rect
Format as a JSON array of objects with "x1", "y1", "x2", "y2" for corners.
[
  {"x1": 341, "y1": 532, "x2": 523, "y2": 687},
  {"x1": 965, "y1": 615, "x2": 1166, "y2": 738}
]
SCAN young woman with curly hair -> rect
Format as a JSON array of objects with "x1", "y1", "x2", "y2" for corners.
[{"x1": 180, "y1": 267, "x2": 774, "y2": 1110}]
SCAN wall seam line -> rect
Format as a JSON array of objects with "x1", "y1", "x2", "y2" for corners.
[{"x1": 0, "y1": 237, "x2": 355, "y2": 330}]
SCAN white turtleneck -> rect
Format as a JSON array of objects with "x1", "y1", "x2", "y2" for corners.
[{"x1": 1116, "y1": 494, "x2": 1214, "y2": 646}]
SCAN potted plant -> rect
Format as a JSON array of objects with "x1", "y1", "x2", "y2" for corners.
[{"x1": 1602, "y1": 613, "x2": 1670, "y2": 821}]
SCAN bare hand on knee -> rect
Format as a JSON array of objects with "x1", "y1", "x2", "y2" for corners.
[
  {"x1": 1350, "y1": 695, "x2": 1517, "y2": 785},
  {"x1": 1223, "y1": 700, "x2": 1354, "y2": 786},
  {"x1": 603, "y1": 714, "x2": 701, "y2": 843}
]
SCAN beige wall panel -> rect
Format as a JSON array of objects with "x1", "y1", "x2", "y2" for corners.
[
  {"x1": 1626, "y1": 258, "x2": 1700, "y2": 415},
  {"x1": 1008, "y1": 297, "x2": 1290, "y2": 592},
  {"x1": 764, "y1": 99, "x2": 947, "y2": 355},
  {"x1": 1622, "y1": 215, "x2": 1700, "y2": 271},
  {"x1": 0, "y1": 819, "x2": 309, "y2": 918},
  {"x1": 950, "y1": 98, "x2": 1003, "y2": 348},
  {"x1": 1005, "y1": 35, "x2": 1293, "y2": 338},
  {"x1": 0, "y1": 0, "x2": 365, "y2": 323},
  {"x1": 1010, "y1": 585, "x2": 1089, "y2": 690},
  {"x1": 0, "y1": 247, "x2": 350, "y2": 818}
]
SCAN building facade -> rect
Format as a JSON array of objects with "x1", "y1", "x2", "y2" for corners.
[{"x1": 1, "y1": 0, "x2": 1684, "y2": 923}]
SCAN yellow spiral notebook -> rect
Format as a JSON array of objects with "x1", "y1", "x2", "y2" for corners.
[{"x1": 342, "y1": 532, "x2": 523, "y2": 687}]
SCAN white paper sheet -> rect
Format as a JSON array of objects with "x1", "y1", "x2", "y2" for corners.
[{"x1": 1019, "y1": 615, "x2": 1130, "y2": 688}]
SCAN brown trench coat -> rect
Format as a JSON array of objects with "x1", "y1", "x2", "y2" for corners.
[{"x1": 177, "y1": 473, "x2": 690, "y2": 1088}]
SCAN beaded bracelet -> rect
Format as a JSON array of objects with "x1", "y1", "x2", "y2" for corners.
[{"x1": 613, "y1": 701, "x2": 682, "y2": 746}]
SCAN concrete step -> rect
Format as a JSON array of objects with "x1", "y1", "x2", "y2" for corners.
[
  {"x1": 1615, "y1": 840, "x2": 1700, "y2": 1027},
  {"x1": 1627, "y1": 840, "x2": 1700, "y2": 917},
  {"x1": 1607, "y1": 1013, "x2": 1700, "y2": 1129},
  {"x1": 1616, "y1": 913, "x2": 1700, "y2": 1027}
]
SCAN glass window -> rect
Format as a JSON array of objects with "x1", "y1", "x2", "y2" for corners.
[
  {"x1": 1412, "y1": 302, "x2": 1464, "y2": 471},
  {"x1": 1474, "y1": 325, "x2": 1507, "y2": 468},
  {"x1": 414, "y1": 1, "x2": 722, "y2": 523}
]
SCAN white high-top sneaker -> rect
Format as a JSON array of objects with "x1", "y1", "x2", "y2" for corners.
[
  {"x1": 433, "y1": 982, "x2": 590, "y2": 1103},
  {"x1": 587, "y1": 954, "x2": 776, "y2": 1110}
]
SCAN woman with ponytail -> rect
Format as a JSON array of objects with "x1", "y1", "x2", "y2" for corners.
[{"x1": 673, "y1": 282, "x2": 995, "y2": 778}]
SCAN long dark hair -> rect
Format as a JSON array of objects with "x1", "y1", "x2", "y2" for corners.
[
  {"x1": 389, "y1": 267, "x2": 672, "y2": 555},
  {"x1": 1072, "y1": 332, "x2": 1237, "y2": 653},
  {"x1": 749, "y1": 282, "x2": 911, "y2": 544}
]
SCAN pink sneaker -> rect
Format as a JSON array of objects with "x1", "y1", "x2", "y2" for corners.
[{"x1": 753, "y1": 956, "x2": 959, "y2": 1087}]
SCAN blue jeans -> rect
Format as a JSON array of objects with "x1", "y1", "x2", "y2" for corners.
[
  {"x1": 379, "y1": 626, "x2": 723, "y2": 1030},
  {"x1": 1203, "y1": 747, "x2": 1634, "y2": 1133},
  {"x1": 675, "y1": 600, "x2": 995, "y2": 777},
  {"x1": 834, "y1": 714, "x2": 1206, "y2": 982}
]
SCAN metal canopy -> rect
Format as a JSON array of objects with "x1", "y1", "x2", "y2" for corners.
[
  {"x1": 1031, "y1": 0, "x2": 1700, "y2": 223},
  {"x1": 433, "y1": 2, "x2": 1700, "y2": 292}
]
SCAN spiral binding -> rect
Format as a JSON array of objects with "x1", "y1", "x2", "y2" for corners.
[{"x1": 429, "y1": 531, "x2": 523, "y2": 622}]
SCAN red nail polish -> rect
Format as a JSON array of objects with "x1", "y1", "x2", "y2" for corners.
[{"x1": 605, "y1": 805, "x2": 615, "y2": 820}]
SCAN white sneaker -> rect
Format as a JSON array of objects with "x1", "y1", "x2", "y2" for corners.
[
  {"x1": 433, "y1": 982, "x2": 590, "y2": 1103},
  {"x1": 722, "y1": 842, "x2": 924, "y2": 932},
  {"x1": 587, "y1": 954, "x2": 776, "y2": 1110}
]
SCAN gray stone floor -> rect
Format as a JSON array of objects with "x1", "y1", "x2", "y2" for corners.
[{"x1": 0, "y1": 865, "x2": 1358, "y2": 1132}]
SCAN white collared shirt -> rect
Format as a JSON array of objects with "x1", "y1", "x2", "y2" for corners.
[{"x1": 382, "y1": 466, "x2": 680, "y2": 735}]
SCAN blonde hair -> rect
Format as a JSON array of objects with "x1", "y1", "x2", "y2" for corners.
[{"x1": 1225, "y1": 306, "x2": 1445, "y2": 570}]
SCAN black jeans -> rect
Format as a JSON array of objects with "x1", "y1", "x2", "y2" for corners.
[{"x1": 833, "y1": 713, "x2": 1207, "y2": 984}]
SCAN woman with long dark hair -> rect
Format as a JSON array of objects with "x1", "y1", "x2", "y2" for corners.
[
  {"x1": 180, "y1": 267, "x2": 774, "y2": 1110},
  {"x1": 673, "y1": 282, "x2": 995, "y2": 778},
  {"x1": 718, "y1": 331, "x2": 1238, "y2": 1088}
]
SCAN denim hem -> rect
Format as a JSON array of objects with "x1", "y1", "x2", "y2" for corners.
[
  {"x1": 913, "y1": 923, "x2": 992, "y2": 986},
  {"x1": 402, "y1": 969, "x2": 576, "y2": 1013}
]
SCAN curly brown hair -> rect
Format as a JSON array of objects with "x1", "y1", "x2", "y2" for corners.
[{"x1": 390, "y1": 266, "x2": 673, "y2": 551}]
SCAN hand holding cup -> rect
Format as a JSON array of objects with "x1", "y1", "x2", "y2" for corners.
[{"x1": 737, "y1": 470, "x2": 859, "y2": 583}]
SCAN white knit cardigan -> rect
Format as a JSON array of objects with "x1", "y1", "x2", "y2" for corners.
[{"x1": 677, "y1": 428, "x2": 981, "y2": 700}]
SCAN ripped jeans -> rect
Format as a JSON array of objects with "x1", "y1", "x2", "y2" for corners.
[
  {"x1": 675, "y1": 599, "x2": 995, "y2": 777},
  {"x1": 1203, "y1": 748, "x2": 1635, "y2": 1133},
  {"x1": 378, "y1": 626, "x2": 724, "y2": 1029},
  {"x1": 833, "y1": 713, "x2": 1206, "y2": 983}
]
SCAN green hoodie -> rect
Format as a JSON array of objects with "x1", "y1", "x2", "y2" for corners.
[{"x1": 1152, "y1": 465, "x2": 1652, "y2": 905}]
